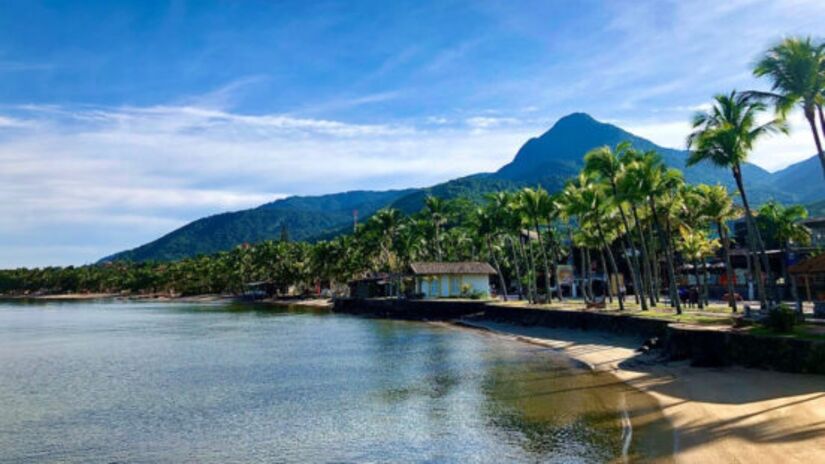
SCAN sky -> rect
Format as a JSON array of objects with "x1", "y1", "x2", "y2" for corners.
[{"x1": 1, "y1": 0, "x2": 824, "y2": 268}]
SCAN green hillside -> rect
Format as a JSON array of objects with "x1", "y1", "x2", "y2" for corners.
[{"x1": 104, "y1": 112, "x2": 824, "y2": 262}]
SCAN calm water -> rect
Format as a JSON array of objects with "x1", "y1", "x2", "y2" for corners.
[{"x1": 0, "y1": 300, "x2": 671, "y2": 463}]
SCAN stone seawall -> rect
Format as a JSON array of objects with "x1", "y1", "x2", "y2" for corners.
[
  {"x1": 334, "y1": 298, "x2": 825, "y2": 375},
  {"x1": 333, "y1": 298, "x2": 488, "y2": 320}
]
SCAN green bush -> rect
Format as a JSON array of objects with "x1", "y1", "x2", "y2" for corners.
[{"x1": 766, "y1": 304, "x2": 796, "y2": 333}]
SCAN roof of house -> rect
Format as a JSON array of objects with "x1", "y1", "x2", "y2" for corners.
[
  {"x1": 409, "y1": 261, "x2": 497, "y2": 275},
  {"x1": 789, "y1": 254, "x2": 825, "y2": 274}
]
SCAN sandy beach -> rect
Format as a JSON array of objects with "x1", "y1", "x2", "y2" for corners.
[{"x1": 455, "y1": 319, "x2": 825, "y2": 463}]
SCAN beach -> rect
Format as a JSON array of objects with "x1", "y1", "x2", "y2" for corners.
[{"x1": 454, "y1": 318, "x2": 825, "y2": 463}]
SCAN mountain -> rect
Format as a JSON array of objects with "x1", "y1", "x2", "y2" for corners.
[
  {"x1": 496, "y1": 113, "x2": 784, "y2": 202},
  {"x1": 104, "y1": 189, "x2": 415, "y2": 262},
  {"x1": 807, "y1": 199, "x2": 825, "y2": 217},
  {"x1": 770, "y1": 155, "x2": 824, "y2": 204},
  {"x1": 104, "y1": 112, "x2": 825, "y2": 262}
]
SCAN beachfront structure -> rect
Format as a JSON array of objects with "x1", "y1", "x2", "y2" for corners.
[
  {"x1": 801, "y1": 217, "x2": 825, "y2": 248},
  {"x1": 789, "y1": 254, "x2": 825, "y2": 317},
  {"x1": 410, "y1": 262, "x2": 496, "y2": 298}
]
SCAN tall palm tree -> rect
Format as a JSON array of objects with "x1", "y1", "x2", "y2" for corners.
[
  {"x1": 475, "y1": 206, "x2": 509, "y2": 300},
  {"x1": 629, "y1": 151, "x2": 685, "y2": 312},
  {"x1": 423, "y1": 195, "x2": 449, "y2": 260},
  {"x1": 584, "y1": 143, "x2": 647, "y2": 309},
  {"x1": 518, "y1": 187, "x2": 558, "y2": 302},
  {"x1": 687, "y1": 91, "x2": 786, "y2": 309},
  {"x1": 757, "y1": 201, "x2": 811, "y2": 309},
  {"x1": 678, "y1": 229, "x2": 720, "y2": 310},
  {"x1": 560, "y1": 173, "x2": 625, "y2": 311},
  {"x1": 487, "y1": 191, "x2": 527, "y2": 300},
  {"x1": 617, "y1": 150, "x2": 662, "y2": 308},
  {"x1": 696, "y1": 184, "x2": 741, "y2": 312},
  {"x1": 753, "y1": 37, "x2": 825, "y2": 181}
]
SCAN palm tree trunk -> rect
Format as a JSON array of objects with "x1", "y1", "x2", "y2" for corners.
[
  {"x1": 435, "y1": 224, "x2": 442, "y2": 261},
  {"x1": 552, "y1": 244, "x2": 564, "y2": 302},
  {"x1": 702, "y1": 260, "x2": 710, "y2": 307},
  {"x1": 649, "y1": 227, "x2": 661, "y2": 304},
  {"x1": 508, "y1": 236, "x2": 524, "y2": 299},
  {"x1": 595, "y1": 221, "x2": 624, "y2": 311},
  {"x1": 611, "y1": 188, "x2": 646, "y2": 310},
  {"x1": 650, "y1": 198, "x2": 682, "y2": 313},
  {"x1": 601, "y1": 248, "x2": 613, "y2": 303},
  {"x1": 533, "y1": 221, "x2": 552, "y2": 302},
  {"x1": 812, "y1": 106, "x2": 825, "y2": 181},
  {"x1": 579, "y1": 247, "x2": 588, "y2": 302},
  {"x1": 586, "y1": 248, "x2": 595, "y2": 300},
  {"x1": 717, "y1": 221, "x2": 737, "y2": 312},
  {"x1": 733, "y1": 165, "x2": 770, "y2": 309},
  {"x1": 693, "y1": 259, "x2": 704, "y2": 309},
  {"x1": 630, "y1": 204, "x2": 656, "y2": 308},
  {"x1": 487, "y1": 235, "x2": 508, "y2": 301},
  {"x1": 523, "y1": 237, "x2": 538, "y2": 303}
]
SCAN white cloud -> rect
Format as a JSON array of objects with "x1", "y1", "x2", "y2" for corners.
[
  {"x1": 621, "y1": 110, "x2": 817, "y2": 172},
  {"x1": 0, "y1": 104, "x2": 539, "y2": 267}
]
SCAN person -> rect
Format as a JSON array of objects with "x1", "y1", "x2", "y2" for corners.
[{"x1": 688, "y1": 286, "x2": 699, "y2": 309}]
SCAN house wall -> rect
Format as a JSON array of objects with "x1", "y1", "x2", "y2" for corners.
[{"x1": 416, "y1": 274, "x2": 490, "y2": 298}]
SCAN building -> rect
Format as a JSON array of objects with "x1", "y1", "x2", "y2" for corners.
[
  {"x1": 410, "y1": 262, "x2": 497, "y2": 298},
  {"x1": 801, "y1": 217, "x2": 825, "y2": 248},
  {"x1": 348, "y1": 272, "x2": 395, "y2": 299}
]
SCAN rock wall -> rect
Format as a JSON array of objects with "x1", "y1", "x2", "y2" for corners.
[{"x1": 334, "y1": 298, "x2": 825, "y2": 375}]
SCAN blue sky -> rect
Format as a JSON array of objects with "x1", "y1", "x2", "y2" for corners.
[{"x1": 1, "y1": 0, "x2": 824, "y2": 267}]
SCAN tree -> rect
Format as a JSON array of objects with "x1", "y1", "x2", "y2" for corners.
[
  {"x1": 517, "y1": 187, "x2": 562, "y2": 301},
  {"x1": 560, "y1": 173, "x2": 625, "y2": 310},
  {"x1": 757, "y1": 201, "x2": 811, "y2": 309},
  {"x1": 626, "y1": 151, "x2": 685, "y2": 313},
  {"x1": 696, "y1": 184, "x2": 741, "y2": 312},
  {"x1": 753, "y1": 37, "x2": 825, "y2": 181},
  {"x1": 677, "y1": 229, "x2": 720, "y2": 310},
  {"x1": 584, "y1": 143, "x2": 647, "y2": 309},
  {"x1": 687, "y1": 90, "x2": 786, "y2": 309},
  {"x1": 474, "y1": 206, "x2": 509, "y2": 300},
  {"x1": 423, "y1": 195, "x2": 449, "y2": 260}
]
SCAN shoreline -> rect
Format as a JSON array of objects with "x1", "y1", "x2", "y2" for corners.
[{"x1": 448, "y1": 317, "x2": 825, "y2": 463}]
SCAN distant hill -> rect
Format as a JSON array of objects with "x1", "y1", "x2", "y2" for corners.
[
  {"x1": 103, "y1": 189, "x2": 414, "y2": 262},
  {"x1": 769, "y1": 155, "x2": 824, "y2": 204},
  {"x1": 808, "y1": 199, "x2": 825, "y2": 217},
  {"x1": 104, "y1": 112, "x2": 824, "y2": 262}
]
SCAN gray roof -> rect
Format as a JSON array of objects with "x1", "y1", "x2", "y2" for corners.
[{"x1": 410, "y1": 261, "x2": 497, "y2": 275}]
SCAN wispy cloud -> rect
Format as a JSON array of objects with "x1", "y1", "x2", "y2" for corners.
[{"x1": 0, "y1": 103, "x2": 541, "y2": 267}]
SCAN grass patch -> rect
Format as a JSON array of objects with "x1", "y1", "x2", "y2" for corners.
[
  {"x1": 749, "y1": 324, "x2": 825, "y2": 341},
  {"x1": 491, "y1": 299, "x2": 735, "y2": 326}
]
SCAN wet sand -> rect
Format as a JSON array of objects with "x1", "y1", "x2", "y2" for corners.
[{"x1": 456, "y1": 319, "x2": 825, "y2": 463}]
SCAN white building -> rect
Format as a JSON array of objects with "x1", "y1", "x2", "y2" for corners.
[{"x1": 410, "y1": 262, "x2": 497, "y2": 298}]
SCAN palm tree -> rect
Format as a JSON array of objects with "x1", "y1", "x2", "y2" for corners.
[
  {"x1": 560, "y1": 173, "x2": 625, "y2": 310},
  {"x1": 678, "y1": 229, "x2": 720, "y2": 310},
  {"x1": 487, "y1": 191, "x2": 527, "y2": 300},
  {"x1": 617, "y1": 149, "x2": 662, "y2": 308},
  {"x1": 757, "y1": 201, "x2": 811, "y2": 309},
  {"x1": 753, "y1": 37, "x2": 825, "y2": 181},
  {"x1": 475, "y1": 206, "x2": 509, "y2": 300},
  {"x1": 696, "y1": 184, "x2": 741, "y2": 312},
  {"x1": 584, "y1": 143, "x2": 647, "y2": 310},
  {"x1": 629, "y1": 151, "x2": 685, "y2": 312},
  {"x1": 687, "y1": 90, "x2": 786, "y2": 309},
  {"x1": 423, "y1": 195, "x2": 448, "y2": 260},
  {"x1": 517, "y1": 187, "x2": 558, "y2": 302}
]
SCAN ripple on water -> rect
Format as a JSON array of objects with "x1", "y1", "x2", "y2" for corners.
[{"x1": 0, "y1": 301, "x2": 672, "y2": 463}]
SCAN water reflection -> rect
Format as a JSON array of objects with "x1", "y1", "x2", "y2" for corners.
[{"x1": 0, "y1": 301, "x2": 671, "y2": 463}]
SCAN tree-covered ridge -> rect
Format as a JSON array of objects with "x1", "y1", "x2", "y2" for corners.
[{"x1": 102, "y1": 112, "x2": 822, "y2": 263}]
